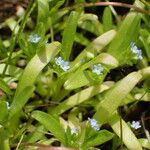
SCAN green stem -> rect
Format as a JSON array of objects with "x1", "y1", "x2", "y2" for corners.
[{"x1": 2, "y1": 0, "x2": 36, "y2": 76}]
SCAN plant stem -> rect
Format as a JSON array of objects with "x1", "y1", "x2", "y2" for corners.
[
  {"x1": 2, "y1": 0, "x2": 36, "y2": 76},
  {"x1": 66, "y1": 1, "x2": 150, "y2": 15}
]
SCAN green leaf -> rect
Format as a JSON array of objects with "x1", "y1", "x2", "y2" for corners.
[
  {"x1": 15, "y1": 42, "x2": 61, "y2": 98},
  {"x1": 82, "y1": 130, "x2": 114, "y2": 148},
  {"x1": 140, "y1": 30, "x2": 150, "y2": 61},
  {"x1": 65, "y1": 53, "x2": 118, "y2": 90},
  {"x1": 107, "y1": 12, "x2": 141, "y2": 64},
  {"x1": 0, "y1": 127, "x2": 10, "y2": 150},
  {"x1": 9, "y1": 86, "x2": 35, "y2": 119},
  {"x1": 139, "y1": 138, "x2": 150, "y2": 149},
  {"x1": 75, "y1": 32, "x2": 90, "y2": 46},
  {"x1": 61, "y1": 11, "x2": 79, "y2": 60},
  {"x1": 37, "y1": 0, "x2": 49, "y2": 25},
  {"x1": 78, "y1": 13, "x2": 103, "y2": 36},
  {"x1": 32, "y1": 111, "x2": 66, "y2": 144},
  {"x1": 0, "y1": 78, "x2": 12, "y2": 95},
  {"x1": 7, "y1": 42, "x2": 60, "y2": 131},
  {"x1": 25, "y1": 125, "x2": 46, "y2": 143},
  {"x1": 94, "y1": 71, "x2": 142, "y2": 124},
  {"x1": 0, "y1": 101, "x2": 8, "y2": 125},
  {"x1": 0, "y1": 64, "x2": 22, "y2": 79},
  {"x1": 49, "y1": 0, "x2": 65, "y2": 12},
  {"x1": 74, "y1": 30, "x2": 116, "y2": 63},
  {"x1": 50, "y1": 83, "x2": 111, "y2": 115},
  {"x1": 102, "y1": 7, "x2": 113, "y2": 32},
  {"x1": 109, "y1": 113, "x2": 142, "y2": 150},
  {"x1": 0, "y1": 39, "x2": 7, "y2": 58}
]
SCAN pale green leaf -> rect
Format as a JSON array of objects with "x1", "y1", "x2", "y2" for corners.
[
  {"x1": 94, "y1": 71, "x2": 142, "y2": 124},
  {"x1": 15, "y1": 42, "x2": 61, "y2": 97},
  {"x1": 109, "y1": 113, "x2": 142, "y2": 150},
  {"x1": 139, "y1": 138, "x2": 150, "y2": 149},
  {"x1": 78, "y1": 13, "x2": 103, "y2": 35},
  {"x1": 0, "y1": 78, "x2": 12, "y2": 95},
  {"x1": 50, "y1": 83, "x2": 111, "y2": 115},
  {"x1": 65, "y1": 53, "x2": 118, "y2": 90},
  {"x1": 107, "y1": 12, "x2": 141, "y2": 64},
  {"x1": 9, "y1": 86, "x2": 35, "y2": 119},
  {"x1": 74, "y1": 30, "x2": 116, "y2": 63},
  {"x1": 37, "y1": 0, "x2": 49, "y2": 25},
  {"x1": 102, "y1": 7, "x2": 113, "y2": 32},
  {"x1": 32, "y1": 111, "x2": 66, "y2": 144},
  {"x1": 61, "y1": 11, "x2": 79, "y2": 60},
  {"x1": 82, "y1": 130, "x2": 114, "y2": 148},
  {"x1": 0, "y1": 101, "x2": 8, "y2": 125}
]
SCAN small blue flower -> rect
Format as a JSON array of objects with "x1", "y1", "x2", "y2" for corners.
[
  {"x1": 55, "y1": 56, "x2": 63, "y2": 66},
  {"x1": 92, "y1": 64, "x2": 104, "y2": 75},
  {"x1": 88, "y1": 118, "x2": 100, "y2": 131},
  {"x1": 71, "y1": 127, "x2": 78, "y2": 134},
  {"x1": 131, "y1": 121, "x2": 141, "y2": 129},
  {"x1": 55, "y1": 56, "x2": 70, "y2": 72},
  {"x1": 131, "y1": 42, "x2": 143, "y2": 60},
  {"x1": 60, "y1": 61, "x2": 70, "y2": 71},
  {"x1": 29, "y1": 34, "x2": 41, "y2": 43}
]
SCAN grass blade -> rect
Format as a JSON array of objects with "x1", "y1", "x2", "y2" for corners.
[
  {"x1": 94, "y1": 71, "x2": 142, "y2": 124},
  {"x1": 61, "y1": 11, "x2": 79, "y2": 60},
  {"x1": 109, "y1": 113, "x2": 142, "y2": 150},
  {"x1": 32, "y1": 111, "x2": 66, "y2": 144}
]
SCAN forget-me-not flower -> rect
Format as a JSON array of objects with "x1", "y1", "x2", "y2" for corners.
[
  {"x1": 88, "y1": 118, "x2": 100, "y2": 131},
  {"x1": 131, "y1": 120, "x2": 141, "y2": 129},
  {"x1": 29, "y1": 34, "x2": 41, "y2": 43},
  {"x1": 92, "y1": 64, "x2": 104, "y2": 75},
  {"x1": 71, "y1": 127, "x2": 78, "y2": 134},
  {"x1": 131, "y1": 42, "x2": 143, "y2": 60},
  {"x1": 55, "y1": 56, "x2": 70, "y2": 72}
]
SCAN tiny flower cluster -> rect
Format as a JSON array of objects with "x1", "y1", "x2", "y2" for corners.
[
  {"x1": 71, "y1": 127, "x2": 78, "y2": 134},
  {"x1": 88, "y1": 118, "x2": 100, "y2": 131},
  {"x1": 55, "y1": 56, "x2": 70, "y2": 72},
  {"x1": 131, "y1": 120, "x2": 141, "y2": 129},
  {"x1": 29, "y1": 34, "x2": 41, "y2": 43},
  {"x1": 131, "y1": 42, "x2": 143, "y2": 60},
  {"x1": 92, "y1": 64, "x2": 104, "y2": 75}
]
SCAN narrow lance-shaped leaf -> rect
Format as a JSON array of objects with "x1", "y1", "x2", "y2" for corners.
[
  {"x1": 102, "y1": 7, "x2": 113, "y2": 32},
  {"x1": 32, "y1": 111, "x2": 66, "y2": 144},
  {"x1": 25, "y1": 125, "x2": 46, "y2": 143},
  {"x1": 37, "y1": 0, "x2": 49, "y2": 25},
  {"x1": 139, "y1": 138, "x2": 150, "y2": 149},
  {"x1": 0, "y1": 78, "x2": 12, "y2": 95},
  {"x1": 50, "y1": 83, "x2": 111, "y2": 115},
  {"x1": 82, "y1": 130, "x2": 114, "y2": 149},
  {"x1": 61, "y1": 11, "x2": 79, "y2": 60},
  {"x1": 94, "y1": 71, "x2": 142, "y2": 124},
  {"x1": 8, "y1": 42, "x2": 61, "y2": 130},
  {"x1": 109, "y1": 113, "x2": 142, "y2": 150},
  {"x1": 15, "y1": 42, "x2": 61, "y2": 98},
  {"x1": 74, "y1": 30, "x2": 116, "y2": 63},
  {"x1": 64, "y1": 53, "x2": 118, "y2": 90},
  {"x1": 9, "y1": 86, "x2": 35, "y2": 119},
  {"x1": 78, "y1": 13, "x2": 103, "y2": 36},
  {"x1": 0, "y1": 128, "x2": 10, "y2": 150},
  {"x1": 107, "y1": 12, "x2": 141, "y2": 64},
  {"x1": 0, "y1": 101, "x2": 8, "y2": 125}
]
